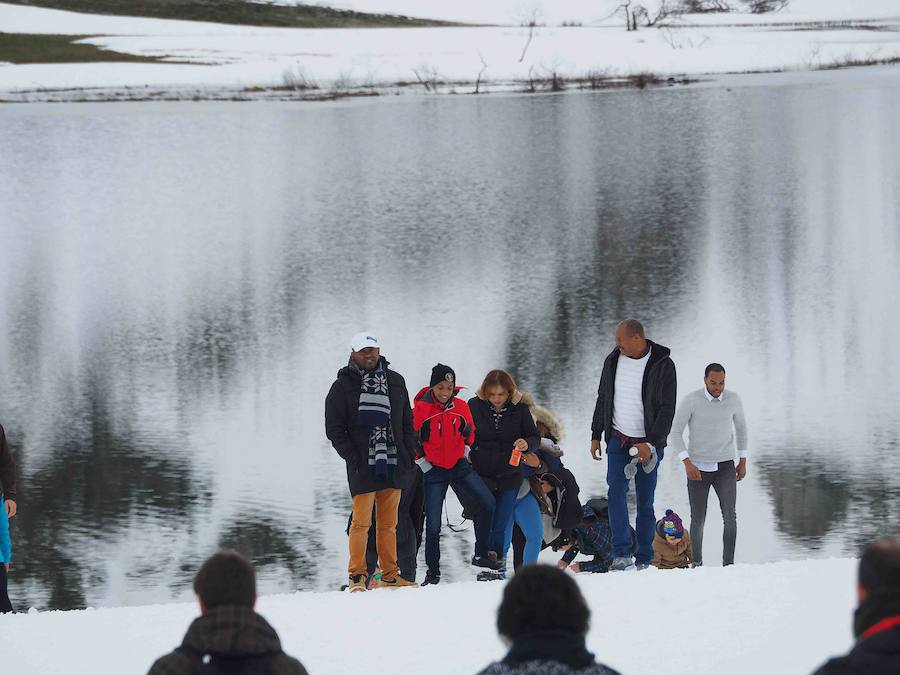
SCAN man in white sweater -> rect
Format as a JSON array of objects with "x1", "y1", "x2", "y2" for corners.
[{"x1": 668, "y1": 363, "x2": 747, "y2": 566}]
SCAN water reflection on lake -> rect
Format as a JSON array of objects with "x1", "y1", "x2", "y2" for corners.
[{"x1": 0, "y1": 70, "x2": 898, "y2": 609}]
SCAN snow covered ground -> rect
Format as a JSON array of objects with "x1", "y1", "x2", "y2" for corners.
[
  {"x1": 1, "y1": 1, "x2": 900, "y2": 101},
  {"x1": 0, "y1": 557, "x2": 859, "y2": 674}
]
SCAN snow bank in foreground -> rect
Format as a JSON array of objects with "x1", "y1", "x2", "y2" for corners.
[{"x1": 0, "y1": 558, "x2": 858, "y2": 674}]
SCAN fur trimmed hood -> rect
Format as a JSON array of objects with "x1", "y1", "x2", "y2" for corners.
[
  {"x1": 475, "y1": 388, "x2": 533, "y2": 407},
  {"x1": 530, "y1": 404, "x2": 564, "y2": 442}
]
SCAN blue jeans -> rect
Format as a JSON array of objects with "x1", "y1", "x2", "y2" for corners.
[
  {"x1": 606, "y1": 434, "x2": 664, "y2": 564},
  {"x1": 423, "y1": 459, "x2": 495, "y2": 572},
  {"x1": 490, "y1": 487, "x2": 518, "y2": 556},
  {"x1": 502, "y1": 492, "x2": 542, "y2": 565}
]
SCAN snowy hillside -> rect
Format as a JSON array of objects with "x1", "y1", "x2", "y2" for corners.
[
  {"x1": 302, "y1": 0, "x2": 900, "y2": 25},
  {"x1": 0, "y1": 558, "x2": 860, "y2": 675},
  {"x1": 2, "y1": 0, "x2": 899, "y2": 101}
]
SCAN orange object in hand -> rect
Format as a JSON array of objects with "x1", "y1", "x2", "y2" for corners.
[{"x1": 509, "y1": 447, "x2": 523, "y2": 466}]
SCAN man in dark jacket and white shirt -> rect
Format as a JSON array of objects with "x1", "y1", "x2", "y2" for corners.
[
  {"x1": 590, "y1": 319, "x2": 676, "y2": 571},
  {"x1": 668, "y1": 363, "x2": 748, "y2": 566},
  {"x1": 325, "y1": 331, "x2": 417, "y2": 591}
]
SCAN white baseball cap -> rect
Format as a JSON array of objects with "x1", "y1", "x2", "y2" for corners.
[{"x1": 350, "y1": 331, "x2": 380, "y2": 352}]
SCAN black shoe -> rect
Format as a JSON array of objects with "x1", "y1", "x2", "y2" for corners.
[
  {"x1": 472, "y1": 555, "x2": 503, "y2": 571},
  {"x1": 421, "y1": 570, "x2": 441, "y2": 586}
]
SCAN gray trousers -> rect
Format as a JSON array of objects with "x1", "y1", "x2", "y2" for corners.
[{"x1": 687, "y1": 460, "x2": 737, "y2": 566}]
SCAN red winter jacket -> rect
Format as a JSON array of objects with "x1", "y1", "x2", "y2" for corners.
[{"x1": 413, "y1": 387, "x2": 475, "y2": 469}]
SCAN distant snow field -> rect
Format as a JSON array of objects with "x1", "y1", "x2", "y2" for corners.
[
  {"x1": 294, "y1": 0, "x2": 900, "y2": 25},
  {"x1": 1, "y1": 1, "x2": 899, "y2": 100},
  {"x1": 0, "y1": 558, "x2": 860, "y2": 675}
]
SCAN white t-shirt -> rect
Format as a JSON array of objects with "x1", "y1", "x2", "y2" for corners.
[{"x1": 612, "y1": 350, "x2": 650, "y2": 438}]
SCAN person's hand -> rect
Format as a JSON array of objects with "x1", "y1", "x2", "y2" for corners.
[
  {"x1": 683, "y1": 458, "x2": 702, "y2": 481},
  {"x1": 570, "y1": 562, "x2": 581, "y2": 573},
  {"x1": 634, "y1": 442, "x2": 652, "y2": 463},
  {"x1": 5, "y1": 499, "x2": 16, "y2": 518},
  {"x1": 3, "y1": 563, "x2": 8, "y2": 572},
  {"x1": 736, "y1": 458, "x2": 747, "y2": 481},
  {"x1": 557, "y1": 559, "x2": 569, "y2": 570},
  {"x1": 590, "y1": 439, "x2": 603, "y2": 461},
  {"x1": 513, "y1": 438, "x2": 528, "y2": 453},
  {"x1": 465, "y1": 447, "x2": 473, "y2": 463},
  {"x1": 522, "y1": 452, "x2": 541, "y2": 468}
]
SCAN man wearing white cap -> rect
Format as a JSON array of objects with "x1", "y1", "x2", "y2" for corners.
[{"x1": 325, "y1": 331, "x2": 418, "y2": 591}]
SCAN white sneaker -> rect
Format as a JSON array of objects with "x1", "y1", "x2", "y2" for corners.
[{"x1": 610, "y1": 556, "x2": 636, "y2": 571}]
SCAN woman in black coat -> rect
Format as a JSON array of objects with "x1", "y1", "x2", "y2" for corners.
[{"x1": 468, "y1": 369, "x2": 539, "y2": 571}]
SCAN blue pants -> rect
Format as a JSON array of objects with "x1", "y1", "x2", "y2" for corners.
[
  {"x1": 502, "y1": 492, "x2": 542, "y2": 565},
  {"x1": 606, "y1": 435, "x2": 664, "y2": 564},
  {"x1": 0, "y1": 496, "x2": 10, "y2": 563},
  {"x1": 423, "y1": 459, "x2": 495, "y2": 572},
  {"x1": 490, "y1": 488, "x2": 518, "y2": 556}
]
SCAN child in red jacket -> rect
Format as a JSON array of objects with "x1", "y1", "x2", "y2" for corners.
[{"x1": 414, "y1": 364, "x2": 497, "y2": 586}]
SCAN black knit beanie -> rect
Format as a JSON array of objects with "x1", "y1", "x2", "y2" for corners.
[{"x1": 430, "y1": 363, "x2": 456, "y2": 387}]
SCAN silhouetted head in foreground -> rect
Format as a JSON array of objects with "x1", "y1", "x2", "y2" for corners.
[
  {"x1": 497, "y1": 564, "x2": 590, "y2": 641},
  {"x1": 193, "y1": 550, "x2": 257, "y2": 614},
  {"x1": 858, "y1": 536, "x2": 900, "y2": 603},
  {"x1": 852, "y1": 536, "x2": 900, "y2": 639}
]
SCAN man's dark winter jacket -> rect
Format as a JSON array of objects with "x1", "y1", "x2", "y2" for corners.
[
  {"x1": 812, "y1": 592, "x2": 900, "y2": 675},
  {"x1": 147, "y1": 605, "x2": 308, "y2": 675},
  {"x1": 325, "y1": 358, "x2": 416, "y2": 496},
  {"x1": 476, "y1": 630, "x2": 620, "y2": 675},
  {"x1": 590, "y1": 340, "x2": 677, "y2": 449},
  {"x1": 812, "y1": 625, "x2": 900, "y2": 675},
  {"x1": 0, "y1": 424, "x2": 17, "y2": 501},
  {"x1": 468, "y1": 395, "x2": 539, "y2": 492}
]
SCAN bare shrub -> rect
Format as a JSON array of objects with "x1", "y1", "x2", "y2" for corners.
[
  {"x1": 517, "y1": 4, "x2": 544, "y2": 62},
  {"x1": 411, "y1": 64, "x2": 442, "y2": 92},
  {"x1": 681, "y1": 0, "x2": 732, "y2": 11},
  {"x1": 614, "y1": 1, "x2": 679, "y2": 30},
  {"x1": 660, "y1": 26, "x2": 711, "y2": 48},
  {"x1": 743, "y1": 0, "x2": 788, "y2": 13},
  {"x1": 582, "y1": 68, "x2": 611, "y2": 89},
  {"x1": 281, "y1": 64, "x2": 319, "y2": 90},
  {"x1": 636, "y1": 1, "x2": 673, "y2": 27},
  {"x1": 331, "y1": 70, "x2": 354, "y2": 91},
  {"x1": 474, "y1": 50, "x2": 488, "y2": 94},
  {"x1": 630, "y1": 71, "x2": 663, "y2": 88}
]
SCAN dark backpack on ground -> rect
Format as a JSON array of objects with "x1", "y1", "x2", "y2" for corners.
[{"x1": 176, "y1": 646, "x2": 282, "y2": 674}]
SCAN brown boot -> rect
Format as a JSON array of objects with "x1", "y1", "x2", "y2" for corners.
[
  {"x1": 348, "y1": 574, "x2": 367, "y2": 592},
  {"x1": 378, "y1": 575, "x2": 416, "y2": 589}
]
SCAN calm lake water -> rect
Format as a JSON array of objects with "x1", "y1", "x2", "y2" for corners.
[{"x1": 1, "y1": 69, "x2": 898, "y2": 610}]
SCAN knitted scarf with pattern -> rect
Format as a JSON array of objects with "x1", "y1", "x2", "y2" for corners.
[{"x1": 356, "y1": 358, "x2": 397, "y2": 481}]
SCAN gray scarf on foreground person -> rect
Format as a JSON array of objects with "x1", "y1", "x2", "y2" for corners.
[{"x1": 355, "y1": 358, "x2": 397, "y2": 481}]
